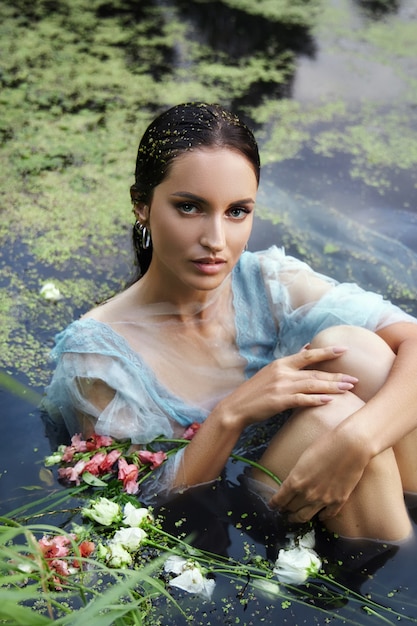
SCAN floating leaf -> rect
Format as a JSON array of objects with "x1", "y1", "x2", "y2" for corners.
[
  {"x1": 39, "y1": 467, "x2": 54, "y2": 487},
  {"x1": 82, "y1": 472, "x2": 108, "y2": 487}
]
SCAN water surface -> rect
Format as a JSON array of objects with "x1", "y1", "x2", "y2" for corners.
[{"x1": 1, "y1": 0, "x2": 417, "y2": 623}]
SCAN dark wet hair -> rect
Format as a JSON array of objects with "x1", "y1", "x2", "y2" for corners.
[{"x1": 130, "y1": 102, "x2": 260, "y2": 277}]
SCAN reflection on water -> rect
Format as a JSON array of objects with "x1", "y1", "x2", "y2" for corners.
[
  {"x1": 253, "y1": 183, "x2": 417, "y2": 314},
  {"x1": 173, "y1": 0, "x2": 317, "y2": 110},
  {"x1": 354, "y1": 0, "x2": 401, "y2": 19},
  {"x1": 175, "y1": 0, "x2": 317, "y2": 57},
  {"x1": 2, "y1": 0, "x2": 417, "y2": 622},
  {"x1": 151, "y1": 470, "x2": 417, "y2": 625}
]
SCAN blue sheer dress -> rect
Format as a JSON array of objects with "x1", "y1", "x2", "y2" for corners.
[{"x1": 44, "y1": 247, "x2": 416, "y2": 503}]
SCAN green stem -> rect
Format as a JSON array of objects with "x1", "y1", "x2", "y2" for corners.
[
  {"x1": 230, "y1": 453, "x2": 282, "y2": 486},
  {"x1": 5, "y1": 485, "x2": 90, "y2": 521},
  {"x1": 151, "y1": 437, "x2": 283, "y2": 485},
  {"x1": 315, "y1": 574, "x2": 417, "y2": 623}
]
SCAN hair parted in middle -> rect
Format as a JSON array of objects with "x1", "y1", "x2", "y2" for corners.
[{"x1": 130, "y1": 102, "x2": 260, "y2": 277}]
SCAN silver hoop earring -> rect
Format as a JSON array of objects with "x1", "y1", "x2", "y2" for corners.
[{"x1": 134, "y1": 221, "x2": 152, "y2": 249}]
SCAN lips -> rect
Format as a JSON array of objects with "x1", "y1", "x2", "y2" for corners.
[
  {"x1": 193, "y1": 257, "x2": 226, "y2": 265},
  {"x1": 191, "y1": 257, "x2": 227, "y2": 274}
]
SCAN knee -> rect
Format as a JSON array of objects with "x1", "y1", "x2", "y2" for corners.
[
  {"x1": 311, "y1": 325, "x2": 392, "y2": 356},
  {"x1": 364, "y1": 446, "x2": 398, "y2": 481},
  {"x1": 294, "y1": 392, "x2": 364, "y2": 436},
  {"x1": 309, "y1": 325, "x2": 395, "y2": 401}
]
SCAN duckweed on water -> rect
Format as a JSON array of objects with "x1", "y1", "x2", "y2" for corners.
[
  {"x1": 253, "y1": 0, "x2": 417, "y2": 191},
  {"x1": 1, "y1": 0, "x2": 417, "y2": 392},
  {"x1": 0, "y1": 0, "x2": 309, "y2": 385},
  {"x1": 209, "y1": 0, "x2": 321, "y2": 26}
]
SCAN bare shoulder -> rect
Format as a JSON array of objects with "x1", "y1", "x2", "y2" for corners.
[{"x1": 81, "y1": 284, "x2": 138, "y2": 323}]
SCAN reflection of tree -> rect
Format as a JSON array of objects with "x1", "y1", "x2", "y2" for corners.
[
  {"x1": 176, "y1": 0, "x2": 316, "y2": 58},
  {"x1": 174, "y1": 0, "x2": 317, "y2": 114},
  {"x1": 353, "y1": 0, "x2": 401, "y2": 19},
  {"x1": 8, "y1": 0, "x2": 319, "y2": 120}
]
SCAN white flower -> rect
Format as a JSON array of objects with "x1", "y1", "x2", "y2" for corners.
[
  {"x1": 95, "y1": 543, "x2": 110, "y2": 561},
  {"x1": 71, "y1": 522, "x2": 86, "y2": 537},
  {"x1": 122, "y1": 502, "x2": 153, "y2": 528},
  {"x1": 106, "y1": 542, "x2": 132, "y2": 568},
  {"x1": 169, "y1": 568, "x2": 215, "y2": 601},
  {"x1": 298, "y1": 529, "x2": 316, "y2": 550},
  {"x1": 18, "y1": 561, "x2": 36, "y2": 574},
  {"x1": 164, "y1": 555, "x2": 215, "y2": 601},
  {"x1": 164, "y1": 555, "x2": 188, "y2": 575},
  {"x1": 273, "y1": 545, "x2": 321, "y2": 585},
  {"x1": 286, "y1": 529, "x2": 316, "y2": 550},
  {"x1": 112, "y1": 527, "x2": 147, "y2": 551},
  {"x1": 44, "y1": 451, "x2": 63, "y2": 466},
  {"x1": 82, "y1": 497, "x2": 122, "y2": 526},
  {"x1": 251, "y1": 578, "x2": 281, "y2": 598},
  {"x1": 40, "y1": 281, "x2": 62, "y2": 302}
]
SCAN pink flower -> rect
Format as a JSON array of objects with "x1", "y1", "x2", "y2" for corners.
[
  {"x1": 61, "y1": 447, "x2": 75, "y2": 462},
  {"x1": 61, "y1": 433, "x2": 88, "y2": 462},
  {"x1": 36, "y1": 534, "x2": 92, "y2": 589},
  {"x1": 58, "y1": 459, "x2": 87, "y2": 485},
  {"x1": 79, "y1": 540, "x2": 95, "y2": 557},
  {"x1": 138, "y1": 450, "x2": 167, "y2": 469},
  {"x1": 39, "y1": 535, "x2": 71, "y2": 559},
  {"x1": 73, "y1": 540, "x2": 95, "y2": 567},
  {"x1": 71, "y1": 433, "x2": 88, "y2": 452},
  {"x1": 100, "y1": 449, "x2": 122, "y2": 472},
  {"x1": 84, "y1": 452, "x2": 107, "y2": 476},
  {"x1": 118, "y1": 457, "x2": 139, "y2": 494},
  {"x1": 124, "y1": 478, "x2": 139, "y2": 495},
  {"x1": 183, "y1": 422, "x2": 201, "y2": 440},
  {"x1": 86, "y1": 434, "x2": 114, "y2": 451},
  {"x1": 50, "y1": 558, "x2": 71, "y2": 577}
]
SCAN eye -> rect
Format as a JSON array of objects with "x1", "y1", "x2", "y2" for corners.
[
  {"x1": 177, "y1": 202, "x2": 199, "y2": 214},
  {"x1": 228, "y1": 207, "x2": 251, "y2": 219}
]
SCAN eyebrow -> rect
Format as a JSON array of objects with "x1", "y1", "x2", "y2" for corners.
[{"x1": 170, "y1": 191, "x2": 256, "y2": 205}]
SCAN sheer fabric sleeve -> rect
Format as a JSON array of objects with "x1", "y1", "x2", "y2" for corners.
[
  {"x1": 43, "y1": 319, "x2": 191, "y2": 504},
  {"x1": 44, "y1": 320, "x2": 177, "y2": 443},
  {"x1": 257, "y1": 246, "x2": 417, "y2": 357}
]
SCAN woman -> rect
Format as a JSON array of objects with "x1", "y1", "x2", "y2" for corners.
[{"x1": 45, "y1": 102, "x2": 417, "y2": 541}]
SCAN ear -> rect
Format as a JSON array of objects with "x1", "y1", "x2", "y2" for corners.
[{"x1": 132, "y1": 201, "x2": 150, "y2": 224}]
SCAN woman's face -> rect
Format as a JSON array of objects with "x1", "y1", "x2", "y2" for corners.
[{"x1": 137, "y1": 147, "x2": 258, "y2": 299}]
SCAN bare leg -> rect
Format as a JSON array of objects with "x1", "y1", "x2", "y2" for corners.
[
  {"x1": 310, "y1": 326, "x2": 417, "y2": 492},
  {"x1": 308, "y1": 325, "x2": 394, "y2": 402},
  {"x1": 252, "y1": 326, "x2": 414, "y2": 540},
  {"x1": 254, "y1": 393, "x2": 411, "y2": 540}
]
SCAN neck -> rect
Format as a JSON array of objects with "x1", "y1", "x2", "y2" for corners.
[{"x1": 132, "y1": 269, "x2": 231, "y2": 323}]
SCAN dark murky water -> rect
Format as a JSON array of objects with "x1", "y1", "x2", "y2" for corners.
[{"x1": 2, "y1": 0, "x2": 417, "y2": 623}]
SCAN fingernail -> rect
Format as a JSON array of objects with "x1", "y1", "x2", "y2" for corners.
[
  {"x1": 321, "y1": 395, "x2": 333, "y2": 403},
  {"x1": 332, "y1": 346, "x2": 348, "y2": 354},
  {"x1": 301, "y1": 343, "x2": 311, "y2": 351},
  {"x1": 338, "y1": 382, "x2": 354, "y2": 390},
  {"x1": 342, "y1": 375, "x2": 359, "y2": 383}
]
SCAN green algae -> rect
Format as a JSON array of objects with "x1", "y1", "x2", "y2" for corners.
[
  {"x1": 248, "y1": 0, "x2": 417, "y2": 190},
  {"x1": 251, "y1": 99, "x2": 350, "y2": 162},
  {"x1": 194, "y1": 0, "x2": 321, "y2": 26},
  {"x1": 1, "y1": 0, "x2": 417, "y2": 387}
]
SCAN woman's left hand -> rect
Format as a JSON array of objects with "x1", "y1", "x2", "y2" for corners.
[{"x1": 268, "y1": 426, "x2": 369, "y2": 522}]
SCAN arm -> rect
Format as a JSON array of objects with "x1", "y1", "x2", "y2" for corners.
[
  {"x1": 75, "y1": 377, "x2": 116, "y2": 438},
  {"x1": 368, "y1": 321, "x2": 417, "y2": 451},
  {"x1": 173, "y1": 345, "x2": 358, "y2": 489},
  {"x1": 269, "y1": 321, "x2": 417, "y2": 522}
]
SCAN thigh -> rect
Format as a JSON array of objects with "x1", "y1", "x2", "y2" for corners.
[
  {"x1": 309, "y1": 325, "x2": 395, "y2": 402},
  {"x1": 251, "y1": 393, "x2": 412, "y2": 540},
  {"x1": 253, "y1": 392, "x2": 364, "y2": 489}
]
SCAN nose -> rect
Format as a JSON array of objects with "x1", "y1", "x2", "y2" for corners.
[{"x1": 199, "y1": 215, "x2": 226, "y2": 252}]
